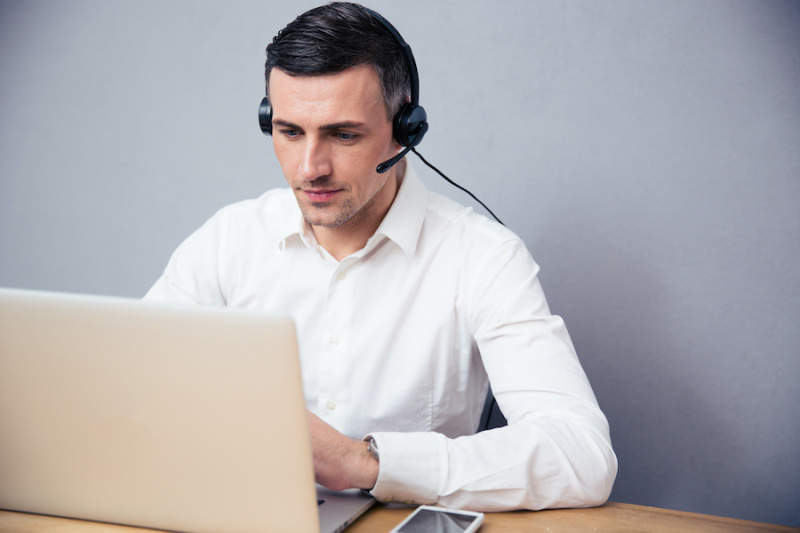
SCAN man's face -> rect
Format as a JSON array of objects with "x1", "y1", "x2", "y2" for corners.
[{"x1": 269, "y1": 65, "x2": 400, "y2": 232}]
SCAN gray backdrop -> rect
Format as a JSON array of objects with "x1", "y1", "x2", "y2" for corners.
[{"x1": 1, "y1": 0, "x2": 798, "y2": 527}]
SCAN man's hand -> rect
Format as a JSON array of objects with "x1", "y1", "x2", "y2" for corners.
[{"x1": 307, "y1": 410, "x2": 379, "y2": 491}]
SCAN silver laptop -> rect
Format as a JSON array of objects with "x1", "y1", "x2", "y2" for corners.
[{"x1": 0, "y1": 287, "x2": 374, "y2": 533}]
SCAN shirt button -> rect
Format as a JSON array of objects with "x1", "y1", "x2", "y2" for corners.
[
  {"x1": 329, "y1": 336, "x2": 339, "y2": 347},
  {"x1": 337, "y1": 271, "x2": 347, "y2": 281},
  {"x1": 326, "y1": 400, "x2": 336, "y2": 411}
]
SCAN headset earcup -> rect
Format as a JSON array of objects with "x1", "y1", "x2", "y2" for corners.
[
  {"x1": 393, "y1": 103, "x2": 428, "y2": 147},
  {"x1": 259, "y1": 96, "x2": 273, "y2": 135}
]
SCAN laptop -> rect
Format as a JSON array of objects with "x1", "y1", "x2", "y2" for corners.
[{"x1": 0, "y1": 287, "x2": 374, "y2": 533}]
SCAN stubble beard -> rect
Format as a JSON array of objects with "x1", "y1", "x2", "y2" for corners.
[
  {"x1": 298, "y1": 174, "x2": 390, "y2": 231},
  {"x1": 300, "y1": 197, "x2": 359, "y2": 229}
]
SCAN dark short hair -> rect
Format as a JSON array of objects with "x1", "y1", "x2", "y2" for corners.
[{"x1": 264, "y1": 2, "x2": 410, "y2": 120}]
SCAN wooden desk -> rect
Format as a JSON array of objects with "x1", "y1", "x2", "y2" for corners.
[
  {"x1": 1, "y1": 503, "x2": 797, "y2": 533},
  {"x1": 350, "y1": 502, "x2": 799, "y2": 532}
]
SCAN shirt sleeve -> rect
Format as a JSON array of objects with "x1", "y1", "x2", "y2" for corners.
[
  {"x1": 143, "y1": 212, "x2": 227, "y2": 305},
  {"x1": 366, "y1": 238, "x2": 617, "y2": 511}
]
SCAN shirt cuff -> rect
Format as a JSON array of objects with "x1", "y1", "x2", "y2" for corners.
[{"x1": 363, "y1": 431, "x2": 445, "y2": 505}]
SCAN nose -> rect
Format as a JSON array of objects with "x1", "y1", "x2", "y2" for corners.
[{"x1": 299, "y1": 136, "x2": 332, "y2": 182}]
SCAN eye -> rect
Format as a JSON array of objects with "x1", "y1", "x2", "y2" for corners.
[
  {"x1": 335, "y1": 132, "x2": 359, "y2": 142},
  {"x1": 279, "y1": 128, "x2": 301, "y2": 138}
]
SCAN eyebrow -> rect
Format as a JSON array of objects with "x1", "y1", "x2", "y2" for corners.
[{"x1": 272, "y1": 119, "x2": 368, "y2": 131}]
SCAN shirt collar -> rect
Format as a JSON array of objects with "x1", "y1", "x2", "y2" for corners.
[
  {"x1": 277, "y1": 192, "x2": 308, "y2": 251},
  {"x1": 372, "y1": 161, "x2": 427, "y2": 258},
  {"x1": 277, "y1": 161, "x2": 428, "y2": 258}
]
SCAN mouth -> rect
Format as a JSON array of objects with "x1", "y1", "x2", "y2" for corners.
[{"x1": 301, "y1": 188, "x2": 342, "y2": 203}]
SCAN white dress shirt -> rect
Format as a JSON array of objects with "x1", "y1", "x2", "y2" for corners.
[{"x1": 144, "y1": 163, "x2": 617, "y2": 511}]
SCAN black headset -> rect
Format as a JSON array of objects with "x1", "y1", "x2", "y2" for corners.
[{"x1": 258, "y1": 7, "x2": 428, "y2": 174}]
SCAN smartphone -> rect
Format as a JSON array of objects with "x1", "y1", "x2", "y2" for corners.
[{"x1": 389, "y1": 505, "x2": 485, "y2": 533}]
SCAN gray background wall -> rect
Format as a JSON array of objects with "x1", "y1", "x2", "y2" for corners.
[{"x1": 1, "y1": 0, "x2": 798, "y2": 527}]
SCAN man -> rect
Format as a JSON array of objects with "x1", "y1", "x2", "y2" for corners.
[{"x1": 145, "y1": 2, "x2": 616, "y2": 511}]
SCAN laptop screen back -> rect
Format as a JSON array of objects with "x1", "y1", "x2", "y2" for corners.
[{"x1": 0, "y1": 288, "x2": 320, "y2": 533}]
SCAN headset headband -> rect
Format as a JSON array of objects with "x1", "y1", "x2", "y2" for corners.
[{"x1": 363, "y1": 7, "x2": 420, "y2": 108}]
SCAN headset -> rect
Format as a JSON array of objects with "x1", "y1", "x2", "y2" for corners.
[{"x1": 258, "y1": 7, "x2": 428, "y2": 175}]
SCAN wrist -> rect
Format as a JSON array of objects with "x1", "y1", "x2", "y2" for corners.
[
  {"x1": 365, "y1": 436, "x2": 380, "y2": 462},
  {"x1": 357, "y1": 437, "x2": 379, "y2": 490}
]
